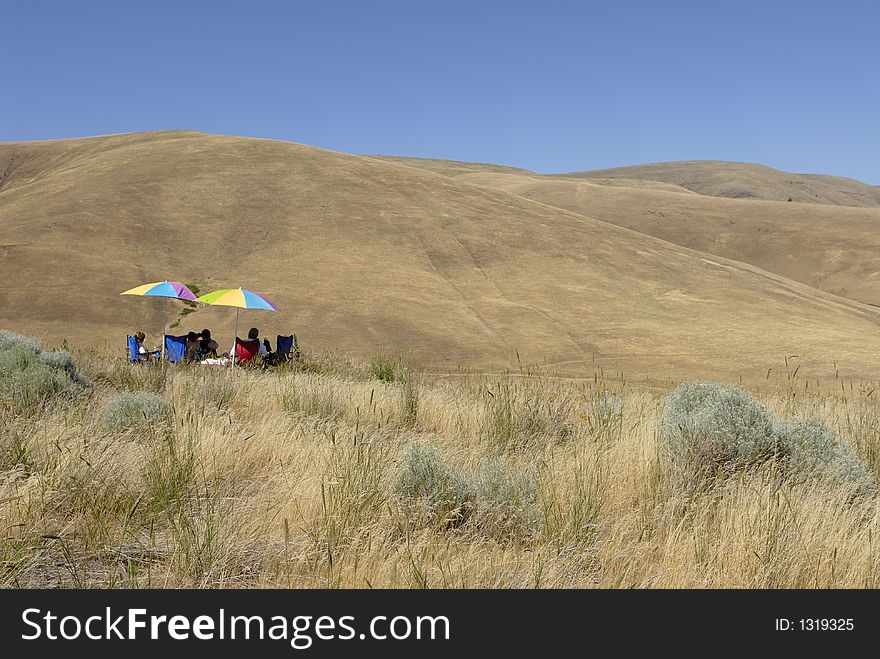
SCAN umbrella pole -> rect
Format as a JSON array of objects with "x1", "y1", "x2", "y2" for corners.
[
  {"x1": 161, "y1": 298, "x2": 170, "y2": 362},
  {"x1": 232, "y1": 307, "x2": 240, "y2": 369}
]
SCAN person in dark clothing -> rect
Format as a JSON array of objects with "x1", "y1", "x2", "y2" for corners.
[
  {"x1": 260, "y1": 336, "x2": 280, "y2": 365},
  {"x1": 184, "y1": 331, "x2": 201, "y2": 363},
  {"x1": 199, "y1": 329, "x2": 219, "y2": 359}
]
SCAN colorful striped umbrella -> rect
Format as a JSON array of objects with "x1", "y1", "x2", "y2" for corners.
[
  {"x1": 195, "y1": 288, "x2": 278, "y2": 367},
  {"x1": 121, "y1": 281, "x2": 198, "y2": 360},
  {"x1": 195, "y1": 287, "x2": 277, "y2": 311},
  {"x1": 121, "y1": 281, "x2": 197, "y2": 301}
]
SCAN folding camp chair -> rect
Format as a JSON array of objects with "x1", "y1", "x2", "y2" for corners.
[
  {"x1": 276, "y1": 335, "x2": 294, "y2": 362},
  {"x1": 234, "y1": 337, "x2": 261, "y2": 365},
  {"x1": 163, "y1": 335, "x2": 187, "y2": 363},
  {"x1": 127, "y1": 336, "x2": 141, "y2": 363},
  {"x1": 128, "y1": 336, "x2": 159, "y2": 363}
]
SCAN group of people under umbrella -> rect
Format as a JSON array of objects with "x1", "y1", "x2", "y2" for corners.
[{"x1": 121, "y1": 280, "x2": 285, "y2": 368}]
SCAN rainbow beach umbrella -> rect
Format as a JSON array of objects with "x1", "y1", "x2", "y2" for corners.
[
  {"x1": 195, "y1": 288, "x2": 278, "y2": 367},
  {"x1": 120, "y1": 281, "x2": 198, "y2": 360},
  {"x1": 196, "y1": 287, "x2": 277, "y2": 311},
  {"x1": 121, "y1": 281, "x2": 197, "y2": 301}
]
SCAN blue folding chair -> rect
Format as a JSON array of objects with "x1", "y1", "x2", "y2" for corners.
[
  {"x1": 128, "y1": 336, "x2": 160, "y2": 362},
  {"x1": 164, "y1": 335, "x2": 187, "y2": 363},
  {"x1": 127, "y1": 336, "x2": 141, "y2": 362},
  {"x1": 276, "y1": 335, "x2": 294, "y2": 362}
]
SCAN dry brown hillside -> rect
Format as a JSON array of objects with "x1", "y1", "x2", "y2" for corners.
[
  {"x1": 367, "y1": 155, "x2": 534, "y2": 178},
  {"x1": 2, "y1": 131, "x2": 880, "y2": 384},
  {"x1": 455, "y1": 171, "x2": 880, "y2": 307},
  {"x1": 562, "y1": 160, "x2": 880, "y2": 207}
]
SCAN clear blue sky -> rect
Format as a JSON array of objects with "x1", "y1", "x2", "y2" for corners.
[{"x1": 2, "y1": 1, "x2": 877, "y2": 182}]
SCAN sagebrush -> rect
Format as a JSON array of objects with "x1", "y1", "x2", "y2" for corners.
[
  {"x1": 0, "y1": 330, "x2": 86, "y2": 407},
  {"x1": 102, "y1": 391, "x2": 168, "y2": 431},
  {"x1": 659, "y1": 381, "x2": 876, "y2": 499}
]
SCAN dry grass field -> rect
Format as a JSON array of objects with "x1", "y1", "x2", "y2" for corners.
[
  {"x1": 2, "y1": 131, "x2": 880, "y2": 385},
  {"x1": 3, "y1": 341, "x2": 880, "y2": 589}
]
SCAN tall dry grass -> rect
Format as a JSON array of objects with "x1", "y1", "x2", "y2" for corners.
[{"x1": 2, "y1": 347, "x2": 880, "y2": 588}]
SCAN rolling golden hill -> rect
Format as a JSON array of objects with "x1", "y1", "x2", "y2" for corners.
[
  {"x1": 452, "y1": 170, "x2": 880, "y2": 307},
  {"x1": 561, "y1": 160, "x2": 880, "y2": 207},
  {"x1": 367, "y1": 155, "x2": 534, "y2": 178},
  {"x1": 2, "y1": 131, "x2": 880, "y2": 384}
]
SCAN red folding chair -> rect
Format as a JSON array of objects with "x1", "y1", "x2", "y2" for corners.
[{"x1": 234, "y1": 337, "x2": 261, "y2": 365}]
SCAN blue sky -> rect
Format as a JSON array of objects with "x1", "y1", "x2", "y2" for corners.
[{"x1": 2, "y1": 1, "x2": 877, "y2": 182}]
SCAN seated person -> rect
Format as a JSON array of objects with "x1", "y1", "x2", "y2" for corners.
[
  {"x1": 230, "y1": 327, "x2": 269, "y2": 360},
  {"x1": 184, "y1": 331, "x2": 202, "y2": 363},
  {"x1": 199, "y1": 329, "x2": 219, "y2": 359},
  {"x1": 263, "y1": 337, "x2": 289, "y2": 366},
  {"x1": 134, "y1": 331, "x2": 160, "y2": 360}
]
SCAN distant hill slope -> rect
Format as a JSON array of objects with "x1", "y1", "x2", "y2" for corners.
[
  {"x1": 2, "y1": 131, "x2": 879, "y2": 383},
  {"x1": 456, "y1": 171, "x2": 880, "y2": 307},
  {"x1": 366, "y1": 155, "x2": 534, "y2": 177},
  {"x1": 560, "y1": 160, "x2": 880, "y2": 208}
]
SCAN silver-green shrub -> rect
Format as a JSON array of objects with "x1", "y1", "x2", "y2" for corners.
[
  {"x1": 778, "y1": 417, "x2": 876, "y2": 500},
  {"x1": 660, "y1": 381, "x2": 876, "y2": 498},
  {"x1": 38, "y1": 349, "x2": 82, "y2": 381},
  {"x1": 395, "y1": 443, "x2": 474, "y2": 528},
  {"x1": 0, "y1": 330, "x2": 86, "y2": 407},
  {"x1": 395, "y1": 444, "x2": 541, "y2": 539},
  {"x1": 659, "y1": 381, "x2": 781, "y2": 484},
  {"x1": 0, "y1": 330, "x2": 42, "y2": 353},
  {"x1": 103, "y1": 392, "x2": 168, "y2": 431},
  {"x1": 472, "y1": 458, "x2": 539, "y2": 539}
]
